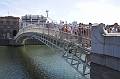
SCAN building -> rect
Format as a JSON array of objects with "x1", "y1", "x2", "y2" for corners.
[
  {"x1": 20, "y1": 15, "x2": 47, "y2": 29},
  {"x1": 72, "y1": 21, "x2": 78, "y2": 27},
  {"x1": 0, "y1": 16, "x2": 19, "y2": 39}
]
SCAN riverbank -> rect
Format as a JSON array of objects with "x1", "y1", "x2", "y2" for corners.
[
  {"x1": 0, "y1": 39, "x2": 9, "y2": 46},
  {"x1": 0, "y1": 39, "x2": 44, "y2": 46}
]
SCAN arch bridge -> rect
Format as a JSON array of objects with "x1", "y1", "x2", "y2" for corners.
[{"x1": 14, "y1": 24, "x2": 91, "y2": 79}]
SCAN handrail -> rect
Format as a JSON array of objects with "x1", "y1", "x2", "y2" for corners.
[
  {"x1": 15, "y1": 24, "x2": 91, "y2": 79},
  {"x1": 15, "y1": 24, "x2": 91, "y2": 49}
]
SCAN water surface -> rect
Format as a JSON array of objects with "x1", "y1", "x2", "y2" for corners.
[{"x1": 0, "y1": 45, "x2": 85, "y2": 79}]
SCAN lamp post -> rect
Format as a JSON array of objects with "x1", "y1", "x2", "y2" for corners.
[
  {"x1": 46, "y1": 10, "x2": 49, "y2": 35},
  {"x1": 46, "y1": 10, "x2": 49, "y2": 18}
]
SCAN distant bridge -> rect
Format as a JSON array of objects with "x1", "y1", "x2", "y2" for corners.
[{"x1": 14, "y1": 24, "x2": 91, "y2": 79}]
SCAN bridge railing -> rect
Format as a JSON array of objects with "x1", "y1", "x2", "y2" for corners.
[
  {"x1": 15, "y1": 24, "x2": 91, "y2": 78},
  {"x1": 16, "y1": 24, "x2": 91, "y2": 49}
]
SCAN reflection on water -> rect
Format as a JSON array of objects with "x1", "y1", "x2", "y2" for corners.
[
  {"x1": 90, "y1": 62, "x2": 120, "y2": 79},
  {"x1": 0, "y1": 46, "x2": 30, "y2": 79},
  {"x1": 0, "y1": 45, "x2": 85, "y2": 79},
  {"x1": 0, "y1": 45, "x2": 119, "y2": 79},
  {"x1": 21, "y1": 45, "x2": 84, "y2": 79}
]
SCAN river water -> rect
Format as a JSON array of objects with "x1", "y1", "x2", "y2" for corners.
[{"x1": 0, "y1": 45, "x2": 85, "y2": 79}]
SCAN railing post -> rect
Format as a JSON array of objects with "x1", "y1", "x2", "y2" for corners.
[
  {"x1": 48, "y1": 27, "x2": 49, "y2": 35},
  {"x1": 42, "y1": 24, "x2": 44, "y2": 34}
]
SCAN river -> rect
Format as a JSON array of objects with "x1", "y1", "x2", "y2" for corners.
[{"x1": 0, "y1": 45, "x2": 85, "y2": 79}]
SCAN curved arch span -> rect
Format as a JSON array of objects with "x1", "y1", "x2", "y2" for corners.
[{"x1": 15, "y1": 32, "x2": 59, "y2": 50}]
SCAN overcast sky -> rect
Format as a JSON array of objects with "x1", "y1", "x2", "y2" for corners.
[{"x1": 0, "y1": 0, "x2": 120, "y2": 24}]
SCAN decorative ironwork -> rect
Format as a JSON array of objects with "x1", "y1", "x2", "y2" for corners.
[{"x1": 15, "y1": 24, "x2": 91, "y2": 79}]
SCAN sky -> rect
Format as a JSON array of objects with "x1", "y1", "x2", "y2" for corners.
[{"x1": 0, "y1": 0, "x2": 120, "y2": 24}]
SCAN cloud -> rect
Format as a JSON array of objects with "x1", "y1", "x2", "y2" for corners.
[
  {"x1": 0, "y1": 0, "x2": 120, "y2": 24},
  {"x1": 66, "y1": 0, "x2": 120, "y2": 24}
]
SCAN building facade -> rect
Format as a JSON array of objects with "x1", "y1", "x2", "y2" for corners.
[
  {"x1": 0, "y1": 16, "x2": 19, "y2": 39},
  {"x1": 20, "y1": 15, "x2": 47, "y2": 29}
]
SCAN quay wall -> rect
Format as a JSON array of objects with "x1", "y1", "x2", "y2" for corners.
[
  {"x1": 0, "y1": 39, "x2": 10, "y2": 46},
  {"x1": 0, "y1": 39, "x2": 44, "y2": 46},
  {"x1": 91, "y1": 23, "x2": 120, "y2": 71}
]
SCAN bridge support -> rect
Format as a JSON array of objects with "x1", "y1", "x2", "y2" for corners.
[{"x1": 8, "y1": 39, "x2": 23, "y2": 46}]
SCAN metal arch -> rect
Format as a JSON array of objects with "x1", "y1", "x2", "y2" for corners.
[{"x1": 14, "y1": 25, "x2": 91, "y2": 79}]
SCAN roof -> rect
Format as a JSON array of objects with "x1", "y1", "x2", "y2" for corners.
[{"x1": 0, "y1": 16, "x2": 20, "y2": 19}]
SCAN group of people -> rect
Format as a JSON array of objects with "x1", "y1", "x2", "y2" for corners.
[
  {"x1": 60, "y1": 23, "x2": 91, "y2": 34},
  {"x1": 106, "y1": 23, "x2": 120, "y2": 33}
]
